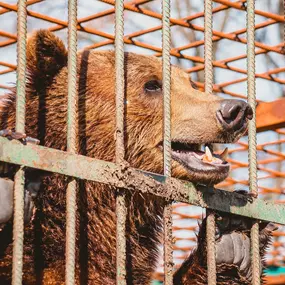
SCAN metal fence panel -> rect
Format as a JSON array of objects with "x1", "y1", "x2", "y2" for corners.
[{"x1": 0, "y1": 0, "x2": 284, "y2": 284}]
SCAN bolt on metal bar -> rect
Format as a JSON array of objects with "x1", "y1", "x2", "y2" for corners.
[
  {"x1": 12, "y1": 1, "x2": 27, "y2": 284},
  {"x1": 65, "y1": 0, "x2": 78, "y2": 284},
  {"x1": 114, "y1": 0, "x2": 127, "y2": 284},
  {"x1": 204, "y1": 0, "x2": 217, "y2": 284},
  {"x1": 246, "y1": 1, "x2": 260, "y2": 284},
  {"x1": 162, "y1": 0, "x2": 173, "y2": 284}
]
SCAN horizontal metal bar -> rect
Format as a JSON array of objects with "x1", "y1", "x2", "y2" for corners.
[{"x1": 1, "y1": 136, "x2": 285, "y2": 224}]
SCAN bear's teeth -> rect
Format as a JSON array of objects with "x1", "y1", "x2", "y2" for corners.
[
  {"x1": 220, "y1": 147, "x2": 228, "y2": 160},
  {"x1": 203, "y1": 146, "x2": 213, "y2": 162}
]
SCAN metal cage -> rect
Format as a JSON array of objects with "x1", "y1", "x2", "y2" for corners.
[{"x1": 0, "y1": 1, "x2": 284, "y2": 285}]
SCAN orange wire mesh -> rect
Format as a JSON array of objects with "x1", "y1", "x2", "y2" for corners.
[{"x1": 0, "y1": 0, "x2": 284, "y2": 284}]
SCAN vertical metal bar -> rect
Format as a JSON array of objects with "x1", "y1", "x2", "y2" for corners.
[
  {"x1": 163, "y1": 204, "x2": 173, "y2": 285},
  {"x1": 206, "y1": 212, "x2": 216, "y2": 284},
  {"x1": 162, "y1": 0, "x2": 173, "y2": 284},
  {"x1": 65, "y1": 0, "x2": 78, "y2": 284},
  {"x1": 204, "y1": 0, "x2": 214, "y2": 94},
  {"x1": 204, "y1": 0, "x2": 216, "y2": 284},
  {"x1": 12, "y1": 1, "x2": 27, "y2": 284},
  {"x1": 116, "y1": 190, "x2": 127, "y2": 285},
  {"x1": 246, "y1": 1, "x2": 260, "y2": 284},
  {"x1": 115, "y1": 0, "x2": 127, "y2": 284},
  {"x1": 12, "y1": 169, "x2": 25, "y2": 285}
]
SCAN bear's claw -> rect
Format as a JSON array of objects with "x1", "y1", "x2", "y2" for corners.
[
  {"x1": 235, "y1": 189, "x2": 257, "y2": 202},
  {"x1": 0, "y1": 129, "x2": 40, "y2": 145}
]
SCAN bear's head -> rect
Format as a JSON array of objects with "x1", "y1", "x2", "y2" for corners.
[{"x1": 4, "y1": 30, "x2": 252, "y2": 185}]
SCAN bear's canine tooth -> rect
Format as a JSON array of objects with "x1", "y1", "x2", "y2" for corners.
[
  {"x1": 220, "y1": 147, "x2": 228, "y2": 160},
  {"x1": 204, "y1": 146, "x2": 213, "y2": 162}
]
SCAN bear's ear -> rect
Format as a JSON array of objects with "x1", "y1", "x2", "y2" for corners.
[{"x1": 27, "y1": 30, "x2": 67, "y2": 84}]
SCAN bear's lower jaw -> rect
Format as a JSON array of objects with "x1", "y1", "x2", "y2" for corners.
[
  {"x1": 159, "y1": 142, "x2": 230, "y2": 185},
  {"x1": 173, "y1": 164, "x2": 229, "y2": 186}
]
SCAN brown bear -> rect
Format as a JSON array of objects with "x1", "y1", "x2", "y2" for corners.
[{"x1": 0, "y1": 30, "x2": 275, "y2": 284}]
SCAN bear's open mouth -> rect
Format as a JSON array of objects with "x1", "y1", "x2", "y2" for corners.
[{"x1": 160, "y1": 141, "x2": 230, "y2": 177}]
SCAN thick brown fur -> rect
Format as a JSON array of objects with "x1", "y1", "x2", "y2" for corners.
[{"x1": 0, "y1": 30, "x2": 271, "y2": 284}]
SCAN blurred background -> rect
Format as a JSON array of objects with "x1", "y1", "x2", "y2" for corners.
[{"x1": 0, "y1": 0, "x2": 284, "y2": 284}]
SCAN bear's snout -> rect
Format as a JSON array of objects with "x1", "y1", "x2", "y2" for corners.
[{"x1": 216, "y1": 99, "x2": 253, "y2": 132}]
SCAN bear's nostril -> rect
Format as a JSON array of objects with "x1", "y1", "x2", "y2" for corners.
[
  {"x1": 217, "y1": 99, "x2": 252, "y2": 131},
  {"x1": 223, "y1": 105, "x2": 242, "y2": 123},
  {"x1": 245, "y1": 105, "x2": 253, "y2": 120}
]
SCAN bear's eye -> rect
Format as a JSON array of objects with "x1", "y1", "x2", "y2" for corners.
[{"x1": 144, "y1": 80, "x2": 162, "y2": 94}]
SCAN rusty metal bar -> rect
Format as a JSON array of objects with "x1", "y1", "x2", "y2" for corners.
[
  {"x1": 214, "y1": 0, "x2": 284, "y2": 22},
  {"x1": 12, "y1": 1, "x2": 27, "y2": 284},
  {"x1": 163, "y1": 204, "x2": 173, "y2": 284},
  {"x1": 98, "y1": 0, "x2": 282, "y2": 55},
  {"x1": 162, "y1": 0, "x2": 171, "y2": 180},
  {"x1": 1, "y1": 10, "x2": 283, "y2": 85},
  {"x1": 65, "y1": 0, "x2": 78, "y2": 284},
  {"x1": 0, "y1": 0, "x2": 42, "y2": 15},
  {"x1": 246, "y1": 0, "x2": 260, "y2": 284},
  {"x1": 2, "y1": 137, "x2": 285, "y2": 225},
  {"x1": 175, "y1": 19, "x2": 279, "y2": 55},
  {"x1": 117, "y1": 0, "x2": 244, "y2": 42},
  {"x1": 12, "y1": 169, "x2": 25, "y2": 285},
  {"x1": 162, "y1": 0, "x2": 173, "y2": 283},
  {"x1": 206, "y1": 211, "x2": 216, "y2": 283},
  {"x1": 204, "y1": 0, "x2": 213, "y2": 95},
  {"x1": 0, "y1": 0, "x2": 270, "y2": 69},
  {"x1": 204, "y1": 0, "x2": 216, "y2": 284},
  {"x1": 114, "y1": 0, "x2": 127, "y2": 284},
  {"x1": 0, "y1": 0, "x2": 283, "y2": 74},
  {"x1": 77, "y1": 0, "x2": 150, "y2": 24}
]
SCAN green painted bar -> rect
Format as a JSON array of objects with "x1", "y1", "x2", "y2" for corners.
[{"x1": 0, "y1": 136, "x2": 285, "y2": 225}]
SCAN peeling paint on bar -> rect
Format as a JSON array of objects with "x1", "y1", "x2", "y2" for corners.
[{"x1": 1, "y1": 136, "x2": 285, "y2": 225}]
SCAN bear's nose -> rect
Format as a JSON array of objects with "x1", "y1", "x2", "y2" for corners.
[{"x1": 217, "y1": 99, "x2": 253, "y2": 131}]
